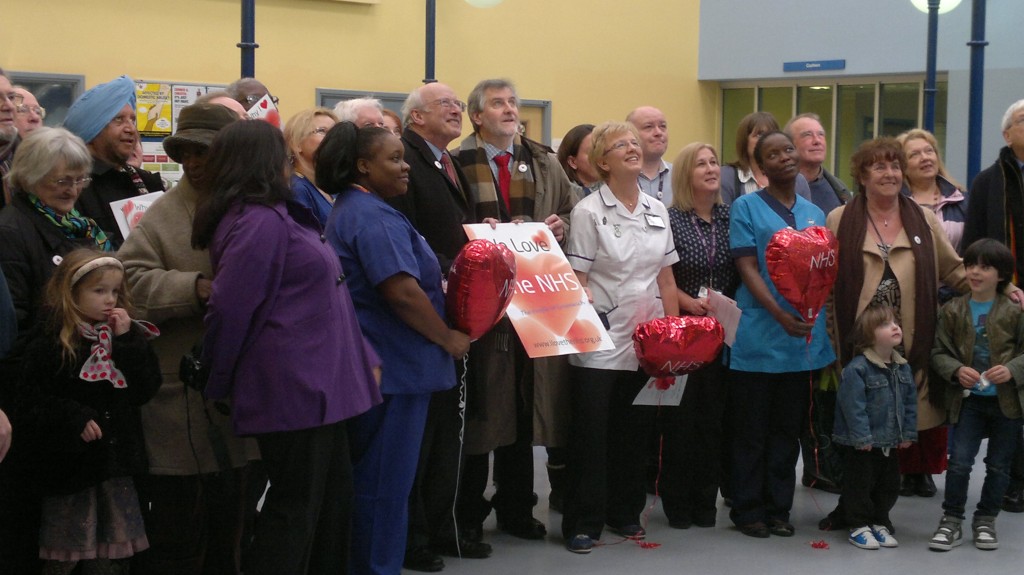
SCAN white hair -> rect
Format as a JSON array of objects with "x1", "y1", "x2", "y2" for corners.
[
  {"x1": 333, "y1": 97, "x2": 383, "y2": 123},
  {"x1": 1002, "y1": 99, "x2": 1024, "y2": 132}
]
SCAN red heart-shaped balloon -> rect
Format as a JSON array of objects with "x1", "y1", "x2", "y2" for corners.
[
  {"x1": 446, "y1": 240, "x2": 517, "y2": 341},
  {"x1": 633, "y1": 315, "x2": 725, "y2": 377},
  {"x1": 765, "y1": 226, "x2": 838, "y2": 324}
]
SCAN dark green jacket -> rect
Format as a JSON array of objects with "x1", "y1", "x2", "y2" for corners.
[{"x1": 931, "y1": 293, "x2": 1024, "y2": 423}]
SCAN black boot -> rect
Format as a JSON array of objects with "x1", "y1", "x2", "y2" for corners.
[{"x1": 916, "y1": 474, "x2": 937, "y2": 497}]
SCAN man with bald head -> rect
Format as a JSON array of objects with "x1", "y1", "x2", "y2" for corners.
[
  {"x1": 390, "y1": 81, "x2": 488, "y2": 571},
  {"x1": 627, "y1": 105, "x2": 672, "y2": 203},
  {"x1": 12, "y1": 87, "x2": 43, "y2": 137},
  {"x1": 195, "y1": 89, "x2": 248, "y2": 119}
]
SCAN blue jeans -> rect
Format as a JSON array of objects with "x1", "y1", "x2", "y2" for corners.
[{"x1": 943, "y1": 395, "x2": 1024, "y2": 519}]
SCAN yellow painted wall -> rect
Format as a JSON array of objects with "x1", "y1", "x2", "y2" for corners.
[{"x1": 1, "y1": 0, "x2": 717, "y2": 154}]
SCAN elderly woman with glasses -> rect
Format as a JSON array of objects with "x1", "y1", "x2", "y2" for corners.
[
  {"x1": 561, "y1": 121, "x2": 679, "y2": 554},
  {"x1": 283, "y1": 108, "x2": 339, "y2": 227},
  {"x1": 0, "y1": 126, "x2": 107, "y2": 571}
]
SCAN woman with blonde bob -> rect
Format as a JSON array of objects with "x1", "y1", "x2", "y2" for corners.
[
  {"x1": 896, "y1": 129, "x2": 969, "y2": 253},
  {"x1": 659, "y1": 142, "x2": 739, "y2": 529},
  {"x1": 283, "y1": 107, "x2": 339, "y2": 226},
  {"x1": 562, "y1": 121, "x2": 679, "y2": 553}
]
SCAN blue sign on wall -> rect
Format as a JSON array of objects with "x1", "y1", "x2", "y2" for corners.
[{"x1": 783, "y1": 59, "x2": 846, "y2": 73}]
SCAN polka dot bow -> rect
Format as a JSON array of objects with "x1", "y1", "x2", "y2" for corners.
[{"x1": 78, "y1": 321, "x2": 160, "y2": 388}]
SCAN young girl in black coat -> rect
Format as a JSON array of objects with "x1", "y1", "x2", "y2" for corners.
[{"x1": 18, "y1": 248, "x2": 161, "y2": 575}]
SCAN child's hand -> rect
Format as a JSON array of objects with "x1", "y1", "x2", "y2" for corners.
[
  {"x1": 80, "y1": 420, "x2": 102, "y2": 442},
  {"x1": 984, "y1": 365, "x2": 1012, "y2": 385},
  {"x1": 857, "y1": 445, "x2": 872, "y2": 451},
  {"x1": 956, "y1": 366, "x2": 982, "y2": 389},
  {"x1": 898, "y1": 441, "x2": 913, "y2": 449},
  {"x1": 107, "y1": 308, "x2": 131, "y2": 336}
]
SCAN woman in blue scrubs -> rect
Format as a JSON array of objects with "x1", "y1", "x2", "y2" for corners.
[{"x1": 318, "y1": 123, "x2": 471, "y2": 575}]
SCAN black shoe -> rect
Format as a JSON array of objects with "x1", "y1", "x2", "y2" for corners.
[
  {"x1": 497, "y1": 516, "x2": 547, "y2": 540},
  {"x1": 916, "y1": 474, "x2": 937, "y2": 498},
  {"x1": 404, "y1": 546, "x2": 445, "y2": 572},
  {"x1": 768, "y1": 519, "x2": 795, "y2": 537},
  {"x1": 692, "y1": 510, "x2": 717, "y2": 528},
  {"x1": 899, "y1": 474, "x2": 918, "y2": 497},
  {"x1": 1002, "y1": 487, "x2": 1024, "y2": 513},
  {"x1": 433, "y1": 538, "x2": 492, "y2": 559},
  {"x1": 738, "y1": 521, "x2": 770, "y2": 538}
]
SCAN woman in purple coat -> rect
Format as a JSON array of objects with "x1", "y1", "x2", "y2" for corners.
[{"x1": 191, "y1": 120, "x2": 382, "y2": 575}]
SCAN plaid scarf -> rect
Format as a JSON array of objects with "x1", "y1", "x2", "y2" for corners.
[
  {"x1": 28, "y1": 192, "x2": 112, "y2": 252},
  {"x1": 458, "y1": 134, "x2": 537, "y2": 223}
]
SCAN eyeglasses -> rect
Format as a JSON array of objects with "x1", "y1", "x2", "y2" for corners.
[
  {"x1": 15, "y1": 104, "x2": 46, "y2": 119},
  {"x1": 1, "y1": 92, "x2": 24, "y2": 107},
  {"x1": 309, "y1": 126, "x2": 330, "y2": 136},
  {"x1": 245, "y1": 94, "x2": 280, "y2": 106},
  {"x1": 49, "y1": 176, "x2": 92, "y2": 190},
  {"x1": 427, "y1": 98, "x2": 466, "y2": 112},
  {"x1": 604, "y1": 139, "x2": 641, "y2": 155}
]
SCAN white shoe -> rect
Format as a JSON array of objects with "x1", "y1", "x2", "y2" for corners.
[
  {"x1": 871, "y1": 525, "x2": 898, "y2": 547},
  {"x1": 929, "y1": 516, "x2": 963, "y2": 551},
  {"x1": 849, "y1": 526, "x2": 880, "y2": 550}
]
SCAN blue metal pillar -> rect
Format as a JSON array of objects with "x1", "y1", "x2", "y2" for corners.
[
  {"x1": 424, "y1": 0, "x2": 437, "y2": 84},
  {"x1": 923, "y1": 0, "x2": 939, "y2": 132},
  {"x1": 238, "y1": 0, "x2": 259, "y2": 78},
  {"x1": 966, "y1": 0, "x2": 987, "y2": 185}
]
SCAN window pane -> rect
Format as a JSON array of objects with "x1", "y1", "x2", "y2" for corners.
[
  {"x1": 879, "y1": 82, "x2": 919, "y2": 137},
  {"x1": 722, "y1": 88, "x2": 754, "y2": 166},
  {"x1": 758, "y1": 87, "x2": 793, "y2": 128},
  {"x1": 836, "y1": 84, "x2": 876, "y2": 190},
  {"x1": 796, "y1": 85, "x2": 834, "y2": 172}
]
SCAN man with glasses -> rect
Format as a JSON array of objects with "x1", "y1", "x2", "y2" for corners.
[
  {"x1": 12, "y1": 87, "x2": 44, "y2": 137},
  {"x1": 62, "y1": 75, "x2": 164, "y2": 248},
  {"x1": 0, "y1": 68, "x2": 20, "y2": 209},
  {"x1": 784, "y1": 113, "x2": 850, "y2": 216},
  {"x1": 389, "y1": 81, "x2": 486, "y2": 572},
  {"x1": 454, "y1": 78, "x2": 575, "y2": 546},
  {"x1": 963, "y1": 98, "x2": 1024, "y2": 514}
]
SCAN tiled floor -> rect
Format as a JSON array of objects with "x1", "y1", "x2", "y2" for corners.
[{"x1": 427, "y1": 444, "x2": 1023, "y2": 575}]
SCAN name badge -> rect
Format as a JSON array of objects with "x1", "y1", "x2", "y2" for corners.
[{"x1": 644, "y1": 213, "x2": 666, "y2": 229}]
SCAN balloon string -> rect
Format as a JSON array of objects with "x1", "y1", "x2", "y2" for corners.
[
  {"x1": 449, "y1": 353, "x2": 469, "y2": 558},
  {"x1": 804, "y1": 342, "x2": 825, "y2": 514},
  {"x1": 637, "y1": 399, "x2": 662, "y2": 550}
]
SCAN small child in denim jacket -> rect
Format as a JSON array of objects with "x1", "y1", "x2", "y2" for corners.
[
  {"x1": 833, "y1": 303, "x2": 917, "y2": 550},
  {"x1": 929, "y1": 238, "x2": 1024, "y2": 551}
]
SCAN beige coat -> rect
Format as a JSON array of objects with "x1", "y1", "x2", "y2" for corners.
[
  {"x1": 118, "y1": 179, "x2": 258, "y2": 474},
  {"x1": 826, "y1": 203, "x2": 967, "y2": 430}
]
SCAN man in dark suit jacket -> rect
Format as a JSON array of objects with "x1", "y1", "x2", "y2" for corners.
[{"x1": 388, "y1": 82, "x2": 489, "y2": 572}]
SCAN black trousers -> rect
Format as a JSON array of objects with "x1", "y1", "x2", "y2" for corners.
[
  {"x1": 659, "y1": 360, "x2": 728, "y2": 524},
  {"x1": 458, "y1": 342, "x2": 536, "y2": 527},
  {"x1": 406, "y1": 383, "x2": 464, "y2": 548},
  {"x1": 561, "y1": 366, "x2": 654, "y2": 539},
  {"x1": 839, "y1": 446, "x2": 900, "y2": 529},
  {"x1": 132, "y1": 467, "x2": 248, "y2": 575},
  {"x1": 728, "y1": 370, "x2": 811, "y2": 526},
  {"x1": 248, "y1": 421, "x2": 353, "y2": 575},
  {"x1": 1008, "y1": 428, "x2": 1024, "y2": 493}
]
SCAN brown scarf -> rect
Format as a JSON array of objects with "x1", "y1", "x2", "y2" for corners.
[
  {"x1": 835, "y1": 192, "x2": 940, "y2": 404},
  {"x1": 458, "y1": 134, "x2": 537, "y2": 223}
]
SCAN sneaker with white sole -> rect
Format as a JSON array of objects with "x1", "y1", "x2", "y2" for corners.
[
  {"x1": 972, "y1": 516, "x2": 998, "y2": 550},
  {"x1": 929, "y1": 516, "x2": 963, "y2": 551},
  {"x1": 871, "y1": 525, "x2": 898, "y2": 548},
  {"x1": 849, "y1": 526, "x2": 880, "y2": 549},
  {"x1": 566, "y1": 534, "x2": 594, "y2": 554}
]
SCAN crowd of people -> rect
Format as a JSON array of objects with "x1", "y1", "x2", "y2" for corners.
[{"x1": 3, "y1": 64, "x2": 1024, "y2": 574}]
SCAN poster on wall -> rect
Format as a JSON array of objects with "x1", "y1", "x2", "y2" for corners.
[
  {"x1": 171, "y1": 85, "x2": 211, "y2": 129},
  {"x1": 463, "y1": 222, "x2": 614, "y2": 358},
  {"x1": 140, "y1": 141, "x2": 182, "y2": 189},
  {"x1": 135, "y1": 83, "x2": 173, "y2": 137}
]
